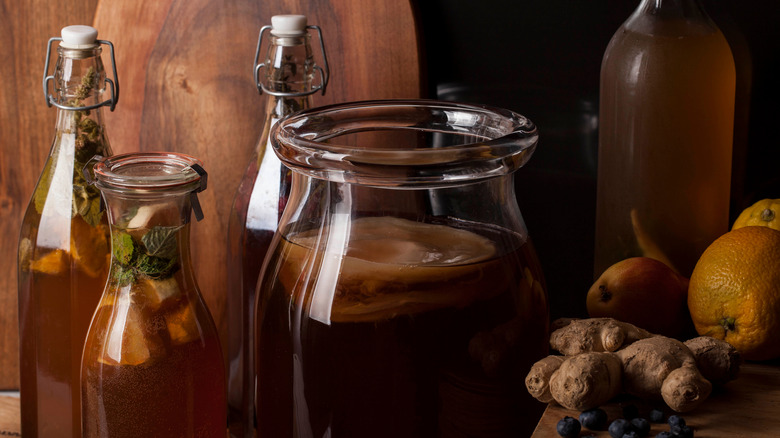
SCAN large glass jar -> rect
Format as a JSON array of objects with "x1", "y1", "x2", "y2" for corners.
[
  {"x1": 81, "y1": 152, "x2": 226, "y2": 437},
  {"x1": 254, "y1": 100, "x2": 549, "y2": 437}
]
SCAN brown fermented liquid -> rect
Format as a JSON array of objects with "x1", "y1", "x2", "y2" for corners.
[
  {"x1": 595, "y1": 14, "x2": 735, "y2": 277},
  {"x1": 227, "y1": 151, "x2": 289, "y2": 436},
  {"x1": 256, "y1": 216, "x2": 548, "y2": 437},
  {"x1": 82, "y1": 227, "x2": 225, "y2": 437},
  {"x1": 82, "y1": 334, "x2": 224, "y2": 437},
  {"x1": 18, "y1": 212, "x2": 110, "y2": 438}
]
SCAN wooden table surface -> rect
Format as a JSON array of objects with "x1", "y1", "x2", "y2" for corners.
[
  {"x1": 0, "y1": 395, "x2": 19, "y2": 436},
  {"x1": 2, "y1": 363, "x2": 777, "y2": 437},
  {"x1": 531, "y1": 362, "x2": 780, "y2": 438}
]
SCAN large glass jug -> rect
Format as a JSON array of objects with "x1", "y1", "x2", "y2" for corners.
[{"x1": 254, "y1": 100, "x2": 549, "y2": 437}]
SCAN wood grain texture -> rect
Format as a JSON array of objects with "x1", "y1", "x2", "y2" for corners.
[
  {"x1": 0, "y1": 395, "x2": 20, "y2": 436},
  {"x1": 0, "y1": 0, "x2": 424, "y2": 390},
  {"x1": 93, "y1": 0, "x2": 424, "y2": 353},
  {"x1": 0, "y1": 0, "x2": 100, "y2": 390},
  {"x1": 532, "y1": 362, "x2": 780, "y2": 437}
]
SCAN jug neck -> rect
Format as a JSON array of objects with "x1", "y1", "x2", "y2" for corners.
[
  {"x1": 637, "y1": 0, "x2": 706, "y2": 15},
  {"x1": 627, "y1": 0, "x2": 719, "y2": 35}
]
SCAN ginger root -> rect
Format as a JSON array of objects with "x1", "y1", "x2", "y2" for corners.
[
  {"x1": 661, "y1": 363, "x2": 712, "y2": 412},
  {"x1": 618, "y1": 336, "x2": 712, "y2": 412},
  {"x1": 549, "y1": 318, "x2": 653, "y2": 355},
  {"x1": 548, "y1": 352, "x2": 623, "y2": 411},
  {"x1": 684, "y1": 336, "x2": 741, "y2": 385},
  {"x1": 525, "y1": 355, "x2": 565, "y2": 403},
  {"x1": 526, "y1": 318, "x2": 741, "y2": 413}
]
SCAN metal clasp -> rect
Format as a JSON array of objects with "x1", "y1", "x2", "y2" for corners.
[
  {"x1": 82, "y1": 154, "x2": 104, "y2": 185},
  {"x1": 43, "y1": 38, "x2": 120, "y2": 111},
  {"x1": 188, "y1": 164, "x2": 208, "y2": 222},
  {"x1": 253, "y1": 25, "x2": 330, "y2": 97}
]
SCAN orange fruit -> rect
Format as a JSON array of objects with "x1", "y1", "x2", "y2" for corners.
[
  {"x1": 688, "y1": 226, "x2": 780, "y2": 361},
  {"x1": 70, "y1": 216, "x2": 110, "y2": 277},
  {"x1": 732, "y1": 198, "x2": 780, "y2": 231},
  {"x1": 28, "y1": 249, "x2": 67, "y2": 275}
]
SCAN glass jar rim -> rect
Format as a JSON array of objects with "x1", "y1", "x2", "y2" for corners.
[
  {"x1": 93, "y1": 152, "x2": 205, "y2": 193},
  {"x1": 271, "y1": 99, "x2": 539, "y2": 187}
]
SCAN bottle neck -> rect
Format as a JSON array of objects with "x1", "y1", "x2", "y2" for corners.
[
  {"x1": 51, "y1": 46, "x2": 111, "y2": 161},
  {"x1": 54, "y1": 45, "x2": 107, "y2": 106},
  {"x1": 262, "y1": 34, "x2": 316, "y2": 96},
  {"x1": 257, "y1": 35, "x2": 316, "y2": 153},
  {"x1": 628, "y1": 0, "x2": 717, "y2": 35},
  {"x1": 638, "y1": 0, "x2": 703, "y2": 13},
  {"x1": 267, "y1": 92, "x2": 312, "y2": 121}
]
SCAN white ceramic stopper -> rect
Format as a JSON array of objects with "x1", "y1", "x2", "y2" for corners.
[
  {"x1": 60, "y1": 25, "x2": 99, "y2": 49},
  {"x1": 271, "y1": 15, "x2": 307, "y2": 36}
]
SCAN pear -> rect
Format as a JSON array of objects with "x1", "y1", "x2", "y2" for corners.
[{"x1": 587, "y1": 257, "x2": 692, "y2": 338}]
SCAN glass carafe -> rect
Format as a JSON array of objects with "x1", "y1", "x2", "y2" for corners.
[
  {"x1": 81, "y1": 153, "x2": 226, "y2": 437},
  {"x1": 254, "y1": 100, "x2": 549, "y2": 437}
]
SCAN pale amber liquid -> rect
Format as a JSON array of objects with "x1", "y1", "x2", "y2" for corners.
[
  {"x1": 595, "y1": 19, "x2": 735, "y2": 277},
  {"x1": 256, "y1": 217, "x2": 549, "y2": 437},
  {"x1": 18, "y1": 213, "x2": 110, "y2": 438}
]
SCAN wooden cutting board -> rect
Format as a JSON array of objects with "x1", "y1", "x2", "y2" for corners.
[
  {"x1": 93, "y1": 0, "x2": 425, "y2": 355},
  {"x1": 0, "y1": 0, "x2": 101, "y2": 391},
  {"x1": 0, "y1": 0, "x2": 424, "y2": 389},
  {"x1": 531, "y1": 362, "x2": 780, "y2": 438}
]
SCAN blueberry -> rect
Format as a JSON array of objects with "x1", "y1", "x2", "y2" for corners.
[
  {"x1": 631, "y1": 417, "x2": 651, "y2": 437},
  {"x1": 580, "y1": 408, "x2": 609, "y2": 430},
  {"x1": 649, "y1": 409, "x2": 665, "y2": 423},
  {"x1": 672, "y1": 424, "x2": 694, "y2": 438},
  {"x1": 668, "y1": 415, "x2": 686, "y2": 428},
  {"x1": 622, "y1": 404, "x2": 640, "y2": 420},
  {"x1": 557, "y1": 416, "x2": 581, "y2": 438},
  {"x1": 655, "y1": 433, "x2": 673, "y2": 438},
  {"x1": 622, "y1": 432, "x2": 640, "y2": 438},
  {"x1": 609, "y1": 419, "x2": 633, "y2": 438}
]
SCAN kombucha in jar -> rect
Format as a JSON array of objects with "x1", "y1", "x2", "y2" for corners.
[
  {"x1": 254, "y1": 100, "x2": 550, "y2": 437},
  {"x1": 594, "y1": 0, "x2": 736, "y2": 277}
]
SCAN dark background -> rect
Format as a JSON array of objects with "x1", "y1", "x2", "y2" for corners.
[{"x1": 416, "y1": 0, "x2": 780, "y2": 320}]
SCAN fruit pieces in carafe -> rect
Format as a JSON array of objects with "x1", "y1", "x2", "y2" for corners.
[
  {"x1": 95, "y1": 291, "x2": 164, "y2": 367},
  {"x1": 94, "y1": 215, "x2": 202, "y2": 367}
]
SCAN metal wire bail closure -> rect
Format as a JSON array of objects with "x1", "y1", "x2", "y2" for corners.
[
  {"x1": 42, "y1": 37, "x2": 120, "y2": 111},
  {"x1": 253, "y1": 24, "x2": 330, "y2": 97}
]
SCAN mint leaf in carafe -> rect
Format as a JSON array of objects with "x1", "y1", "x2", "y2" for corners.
[{"x1": 141, "y1": 225, "x2": 183, "y2": 260}]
